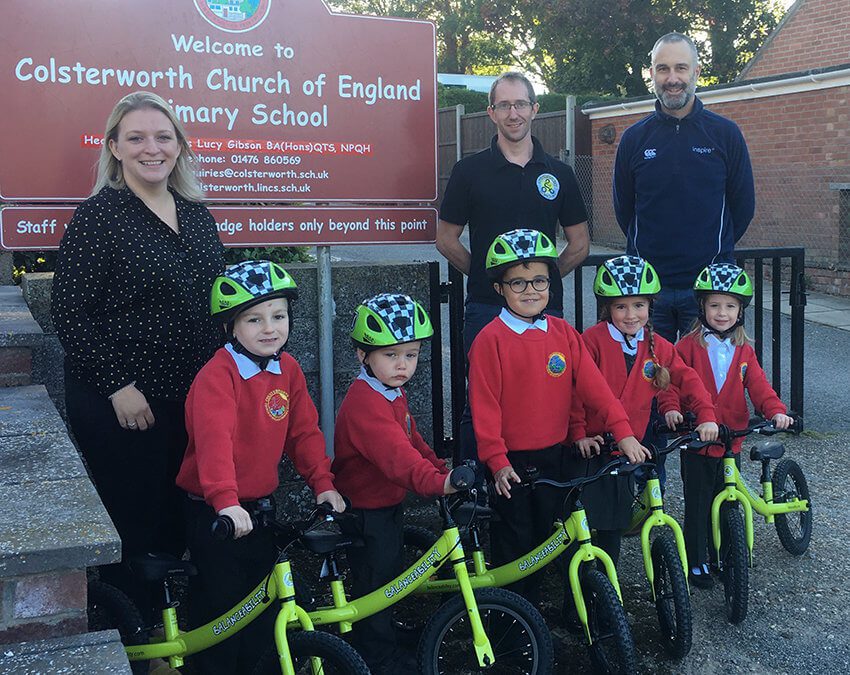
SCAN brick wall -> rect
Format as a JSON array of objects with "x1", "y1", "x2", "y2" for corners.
[
  {"x1": 0, "y1": 569, "x2": 87, "y2": 644},
  {"x1": 587, "y1": 85, "x2": 850, "y2": 294},
  {"x1": 741, "y1": 0, "x2": 850, "y2": 80}
]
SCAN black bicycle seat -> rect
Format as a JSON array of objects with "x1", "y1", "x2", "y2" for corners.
[
  {"x1": 300, "y1": 530, "x2": 363, "y2": 554},
  {"x1": 128, "y1": 553, "x2": 198, "y2": 581},
  {"x1": 454, "y1": 502, "x2": 495, "y2": 525},
  {"x1": 750, "y1": 440, "x2": 785, "y2": 461}
]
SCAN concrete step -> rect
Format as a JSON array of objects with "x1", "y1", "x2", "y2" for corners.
[
  {"x1": 0, "y1": 286, "x2": 44, "y2": 387},
  {"x1": 0, "y1": 630, "x2": 132, "y2": 674}
]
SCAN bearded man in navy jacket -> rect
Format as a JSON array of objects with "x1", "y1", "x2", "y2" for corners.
[{"x1": 613, "y1": 32, "x2": 755, "y2": 342}]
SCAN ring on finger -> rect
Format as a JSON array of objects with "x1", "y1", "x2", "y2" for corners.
[{"x1": 127, "y1": 421, "x2": 137, "y2": 428}]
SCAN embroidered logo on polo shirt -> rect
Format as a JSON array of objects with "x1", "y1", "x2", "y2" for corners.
[
  {"x1": 641, "y1": 359, "x2": 656, "y2": 381},
  {"x1": 547, "y1": 352, "x2": 567, "y2": 377},
  {"x1": 644, "y1": 148, "x2": 657, "y2": 159},
  {"x1": 740, "y1": 362, "x2": 748, "y2": 381},
  {"x1": 265, "y1": 389, "x2": 290, "y2": 421},
  {"x1": 536, "y1": 173, "x2": 559, "y2": 200}
]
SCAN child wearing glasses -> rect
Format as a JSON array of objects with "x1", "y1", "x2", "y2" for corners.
[{"x1": 467, "y1": 229, "x2": 651, "y2": 602}]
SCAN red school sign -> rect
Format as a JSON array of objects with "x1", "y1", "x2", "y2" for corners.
[{"x1": 0, "y1": 0, "x2": 437, "y2": 204}]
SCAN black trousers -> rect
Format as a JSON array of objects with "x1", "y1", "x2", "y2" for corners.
[
  {"x1": 338, "y1": 503, "x2": 405, "y2": 669},
  {"x1": 680, "y1": 452, "x2": 740, "y2": 567},
  {"x1": 184, "y1": 497, "x2": 279, "y2": 675},
  {"x1": 65, "y1": 369, "x2": 187, "y2": 619},
  {"x1": 490, "y1": 445, "x2": 565, "y2": 603}
]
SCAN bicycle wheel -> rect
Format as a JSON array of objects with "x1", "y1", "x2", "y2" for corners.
[
  {"x1": 417, "y1": 587, "x2": 554, "y2": 674},
  {"x1": 582, "y1": 569, "x2": 637, "y2": 675},
  {"x1": 254, "y1": 629, "x2": 370, "y2": 674},
  {"x1": 393, "y1": 525, "x2": 447, "y2": 640},
  {"x1": 719, "y1": 505, "x2": 748, "y2": 624},
  {"x1": 86, "y1": 579, "x2": 149, "y2": 675},
  {"x1": 772, "y1": 459, "x2": 813, "y2": 555},
  {"x1": 650, "y1": 534, "x2": 692, "y2": 659}
]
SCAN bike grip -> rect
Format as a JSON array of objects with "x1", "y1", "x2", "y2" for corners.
[
  {"x1": 211, "y1": 515, "x2": 235, "y2": 541},
  {"x1": 450, "y1": 465, "x2": 476, "y2": 490},
  {"x1": 790, "y1": 412, "x2": 804, "y2": 434}
]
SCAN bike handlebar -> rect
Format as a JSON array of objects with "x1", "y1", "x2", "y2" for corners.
[{"x1": 211, "y1": 496, "x2": 352, "y2": 541}]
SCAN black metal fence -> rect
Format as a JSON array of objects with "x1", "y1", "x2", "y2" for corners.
[{"x1": 434, "y1": 248, "x2": 806, "y2": 456}]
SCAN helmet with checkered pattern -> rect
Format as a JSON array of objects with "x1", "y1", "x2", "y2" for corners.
[
  {"x1": 594, "y1": 255, "x2": 661, "y2": 298},
  {"x1": 210, "y1": 260, "x2": 298, "y2": 322},
  {"x1": 693, "y1": 263, "x2": 753, "y2": 308},
  {"x1": 351, "y1": 293, "x2": 433, "y2": 351},
  {"x1": 485, "y1": 228, "x2": 558, "y2": 280}
]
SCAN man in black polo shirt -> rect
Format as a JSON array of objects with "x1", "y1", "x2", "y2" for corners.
[{"x1": 437, "y1": 70, "x2": 590, "y2": 463}]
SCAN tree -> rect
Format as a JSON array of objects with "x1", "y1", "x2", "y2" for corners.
[
  {"x1": 686, "y1": 0, "x2": 785, "y2": 84},
  {"x1": 328, "y1": 0, "x2": 517, "y2": 74}
]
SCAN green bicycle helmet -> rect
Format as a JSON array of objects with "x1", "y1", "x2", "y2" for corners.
[
  {"x1": 693, "y1": 263, "x2": 754, "y2": 308},
  {"x1": 594, "y1": 255, "x2": 661, "y2": 298},
  {"x1": 485, "y1": 228, "x2": 558, "y2": 280},
  {"x1": 351, "y1": 293, "x2": 433, "y2": 351},
  {"x1": 211, "y1": 260, "x2": 298, "y2": 323}
]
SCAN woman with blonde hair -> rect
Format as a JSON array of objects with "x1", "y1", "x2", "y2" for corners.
[{"x1": 52, "y1": 91, "x2": 224, "y2": 617}]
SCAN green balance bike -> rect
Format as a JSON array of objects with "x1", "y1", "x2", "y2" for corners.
[
  {"x1": 677, "y1": 414, "x2": 810, "y2": 624},
  {"x1": 87, "y1": 499, "x2": 369, "y2": 675},
  {"x1": 89, "y1": 465, "x2": 554, "y2": 674},
  {"x1": 400, "y1": 458, "x2": 642, "y2": 675}
]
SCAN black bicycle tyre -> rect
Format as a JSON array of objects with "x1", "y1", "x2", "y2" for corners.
[
  {"x1": 772, "y1": 458, "x2": 813, "y2": 555},
  {"x1": 719, "y1": 506, "x2": 748, "y2": 624},
  {"x1": 253, "y1": 629, "x2": 370, "y2": 675},
  {"x1": 416, "y1": 586, "x2": 554, "y2": 674},
  {"x1": 582, "y1": 569, "x2": 637, "y2": 675},
  {"x1": 650, "y1": 534, "x2": 692, "y2": 659},
  {"x1": 86, "y1": 579, "x2": 149, "y2": 675}
]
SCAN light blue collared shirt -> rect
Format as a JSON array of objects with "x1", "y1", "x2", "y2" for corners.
[
  {"x1": 498, "y1": 308, "x2": 548, "y2": 335},
  {"x1": 357, "y1": 365, "x2": 402, "y2": 402},
  {"x1": 225, "y1": 343, "x2": 282, "y2": 380},
  {"x1": 607, "y1": 323, "x2": 644, "y2": 356},
  {"x1": 705, "y1": 332, "x2": 735, "y2": 393}
]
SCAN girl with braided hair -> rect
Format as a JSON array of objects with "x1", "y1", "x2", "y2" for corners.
[{"x1": 567, "y1": 255, "x2": 718, "y2": 569}]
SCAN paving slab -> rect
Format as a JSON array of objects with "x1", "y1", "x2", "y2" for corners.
[
  {"x1": 0, "y1": 433, "x2": 87, "y2": 487},
  {"x1": 0, "y1": 385, "x2": 68, "y2": 438},
  {"x1": 0, "y1": 477, "x2": 120, "y2": 576},
  {"x1": 0, "y1": 630, "x2": 131, "y2": 674}
]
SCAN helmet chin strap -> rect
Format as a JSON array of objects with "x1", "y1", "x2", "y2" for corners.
[
  {"x1": 698, "y1": 304, "x2": 744, "y2": 340},
  {"x1": 606, "y1": 319, "x2": 637, "y2": 351},
  {"x1": 227, "y1": 322, "x2": 285, "y2": 370},
  {"x1": 362, "y1": 357, "x2": 398, "y2": 391}
]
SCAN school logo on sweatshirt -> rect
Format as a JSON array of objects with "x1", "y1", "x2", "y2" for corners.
[
  {"x1": 740, "y1": 362, "x2": 748, "y2": 381},
  {"x1": 265, "y1": 389, "x2": 290, "y2": 421},
  {"x1": 641, "y1": 359, "x2": 656, "y2": 381},
  {"x1": 547, "y1": 352, "x2": 567, "y2": 377}
]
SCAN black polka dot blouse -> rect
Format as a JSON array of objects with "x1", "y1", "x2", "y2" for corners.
[{"x1": 52, "y1": 186, "x2": 225, "y2": 400}]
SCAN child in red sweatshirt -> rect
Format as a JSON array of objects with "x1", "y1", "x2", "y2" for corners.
[
  {"x1": 468, "y1": 229, "x2": 651, "y2": 602},
  {"x1": 176, "y1": 260, "x2": 344, "y2": 674},
  {"x1": 332, "y1": 293, "x2": 454, "y2": 675},
  {"x1": 658, "y1": 263, "x2": 793, "y2": 588},
  {"x1": 568, "y1": 255, "x2": 718, "y2": 569}
]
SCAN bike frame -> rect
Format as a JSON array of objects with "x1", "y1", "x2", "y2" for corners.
[
  {"x1": 710, "y1": 449, "x2": 810, "y2": 565},
  {"x1": 406, "y1": 500, "x2": 620, "y2": 645},
  {"x1": 302, "y1": 524, "x2": 496, "y2": 668},
  {"x1": 124, "y1": 558, "x2": 315, "y2": 675},
  {"x1": 629, "y1": 470, "x2": 689, "y2": 598}
]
